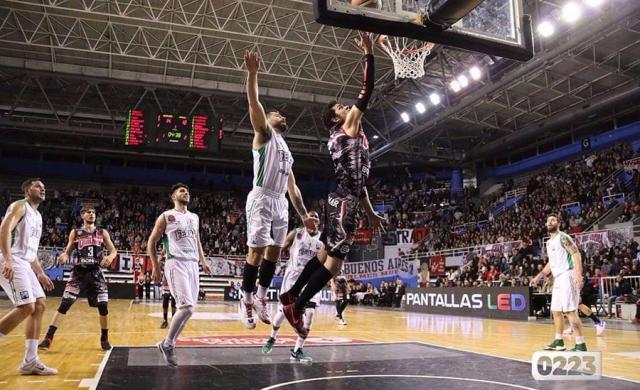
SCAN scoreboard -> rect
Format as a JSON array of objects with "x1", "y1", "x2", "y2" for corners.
[{"x1": 124, "y1": 109, "x2": 218, "y2": 151}]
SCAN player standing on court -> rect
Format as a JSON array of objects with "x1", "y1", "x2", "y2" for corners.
[
  {"x1": 0, "y1": 178, "x2": 57, "y2": 375},
  {"x1": 39, "y1": 206, "x2": 117, "y2": 351},
  {"x1": 239, "y1": 50, "x2": 317, "y2": 329},
  {"x1": 262, "y1": 211, "x2": 323, "y2": 363},
  {"x1": 159, "y1": 250, "x2": 177, "y2": 329},
  {"x1": 531, "y1": 214, "x2": 587, "y2": 351},
  {"x1": 280, "y1": 32, "x2": 385, "y2": 338},
  {"x1": 148, "y1": 183, "x2": 212, "y2": 367}
]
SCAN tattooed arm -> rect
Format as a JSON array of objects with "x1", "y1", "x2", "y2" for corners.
[{"x1": 560, "y1": 233, "x2": 583, "y2": 290}]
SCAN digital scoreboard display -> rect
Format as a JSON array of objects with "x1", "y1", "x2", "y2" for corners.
[{"x1": 124, "y1": 110, "x2": 216, "y2": 151}]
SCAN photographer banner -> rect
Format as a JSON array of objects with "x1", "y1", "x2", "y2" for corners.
[{"x1": 403, "y1": 286, "x2": 531, "y2": 321}]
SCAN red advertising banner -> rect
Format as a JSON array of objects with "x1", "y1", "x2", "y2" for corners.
[
  {"x1": 412, "y1": 226, "x2": 429, "y2": 243},
  {"x1": 353, "y1": 228, "x2": 372, "y2": 244},
  {"x1": 429, "y1": 255, "x2": 445, "y2": 276}
]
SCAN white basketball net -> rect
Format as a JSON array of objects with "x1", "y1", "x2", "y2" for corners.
[{"x1": 379, "y1": 36, "x2": 431, "y2": 79}]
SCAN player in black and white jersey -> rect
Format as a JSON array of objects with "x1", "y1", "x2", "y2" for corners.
[
  {"x1": 39, "y1": 206, "x2": 117, "y2": 351},
  {"x1": 279, "y1": 32, "x2": 385, "y2": 337}
]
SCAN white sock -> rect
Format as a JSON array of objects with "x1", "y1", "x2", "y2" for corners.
[
  {"x1": 24, "y1": 339, "x2": 38, "y2": 363},
  {"x1": 303, "y1": 308, "x2": 314, "y2": 330},
  {"x1": 164, "y1": 307, "x2": 193, "y2": 347},
  {"x1": 272, "y1": 308, "x2": 286, "y2": 328},
  {"x1": 243, "y1": 291, "x2": 254, "y2": 305},
  {"x1": 555, "y1": 333, "x2": 562, "y2": 340},
  {"x1": 256, "y1": 286, "x2": 268, "y2": 300},
  {"x1": 270, "y1": 326, "x2": 280, "y2": 339},
  {"x1": 294, "y1": 336, "x2": 305, "y2": 352},
  {"x1": 575, "y1": 336, "x2": 585, "y2": 344}
]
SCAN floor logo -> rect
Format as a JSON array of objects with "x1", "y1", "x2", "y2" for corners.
[{"x1": 176, "y1": 335, "x2": 372, "y2": 347}]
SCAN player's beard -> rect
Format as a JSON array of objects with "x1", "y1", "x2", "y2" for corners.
[
  {"x1": 177, "y1": 196, "x2": 189, "y2": 205},
  {"x1": 274, "y1": 120, "x2": 288, "y2": 133},
  {"x1": 546, "y1": 225, "x2": 558, "y2": 233},
  {"x1": 28, "y1": 189, "x2": 45, "y2": 203}
]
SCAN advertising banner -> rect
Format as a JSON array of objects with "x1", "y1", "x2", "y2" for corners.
[
  {"x1": 353, "y1": 228, "x2": 372, "y2": 245},
  {"x1": 403, "y1": 286, "x2": 531, "y2": 320},
  {"x1": 342, "y1": 257, "x2": 419, "y2": 287},
  {"x1": 429, "y1": 255, "x2": 446, "y2": 276}
]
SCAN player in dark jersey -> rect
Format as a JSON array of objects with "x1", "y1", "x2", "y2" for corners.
[
  {"x1": 39, "y1": 206, "x2": 117, "y2": 351},
  {"x1": 280, "y1": 32, "x2": 385, "y2": 337},
  {"x1": 332, "y1": 276, "x2": 350, "y2": 325}
]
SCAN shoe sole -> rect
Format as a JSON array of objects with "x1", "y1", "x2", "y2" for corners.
[
  {"x1": 289, "y1": 357, "x2": 312, "y2": 364},
  {"x1": 544, "y1": 346, "x2": 566, "y2": 351},
  {"x1": 19, "y1": 369, "x2": 58, "y2": 375}
]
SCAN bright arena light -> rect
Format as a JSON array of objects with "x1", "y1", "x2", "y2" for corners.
[
  {"x1": 537, "y1": 21, "x2": 555, "y2": 38},
  {"x1": 584, "y1": 0, "x2": 604, "y2": 7},
  {"x1": 415, "y1": 102, "x2": 426, "y2": 114},
  {"x1": 469, "y1": 66, "x2": 482, "y2": 80},
  {"x1": 400, "y1": 112, "x2": 410, "y2": 123},
  {"x1": 373, "y1": 134, "x2": 379, "y2": 140},
  {"x1": 562, "y1": 2, "x2": 582, "y2": 23},
  {"x1": 457, "y1": 75, "x2": 469, "y2": 88},
  {"x1": 429, "y1": 93, "x2": 441, "y2": 105},
  {"x1": 450, "y1": 80, "x2": 461, "y2": 92}
]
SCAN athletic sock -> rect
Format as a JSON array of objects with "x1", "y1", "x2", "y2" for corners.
[
  {"x1": 288, "y1": 257, "x2": 322, "y2": 297},
  {"x1": 257, "y1": 260, "x2": 277, "y2": 299},
  {"x1": 101, "y1": 329, "x2": 109, "y2": 341},
  {"x1": 303, "y1": 308, "x2": 314, "y2": 330},
  {"x1": 242, "y1": 263, "x2": 259, "y2": 300},
  {"x1": 555, "y1": 333, "x2": 562, "y2": 340},
  {"x1": 270, "y1": 326, "x2": 280, "y2": 340},
  {"x1": 272, "y1": 309, "x2": 286, "y2": 328},
  {"x1": 294, "y1": 266, "x2": 333, "y2": 311},
  {"x1": 46, "y1": 325, "x2": 57, "y2": 340},
  {"x1": 589, "y1": 313, "x2": 600, "y2": 324},
  {"x1": 294, "y1": 336, "x2": 305, "y2": 352},
  {"x1": 24, "y1": 339, "x2": 38, "y2": 363},
  {"x1": 164, "y1": 308, "x2": 193, "y2": 347},
  {"x1": 576, "y1": 336, "x2": 585, "y2": 344}
]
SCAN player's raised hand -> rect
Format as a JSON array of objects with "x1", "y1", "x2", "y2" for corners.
[
  {"x1": 244, "y1": 50, "x2": 261, "y2": 73},
  {"x1": 57, "y1": 252, "x2": 69, "y2": 265},
  {"x1": 302, "y1": 212, "x2": 319, "y2": 231},
  {"x1": 355, "y1": 31, "x2": 373, "y2": 54}
]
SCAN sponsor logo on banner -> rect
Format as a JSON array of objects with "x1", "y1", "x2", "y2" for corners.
[
  {"x1": 403, "y1": 287, "x2": 530, "y2": 320},
  {"x1": 353, "y1": 228, "x2": 372, "y2": 244},
  {"x1": 623, "y1": 157, "x2": 640, "y2": 172},
  {"x1": 445, "y1": 255, "x2": 465, "y2": 267},
  {"x1": 429, "y1": 256, "x2": 445, "y2": 276},
  {"x1": 342, "y1": 257, "x2": 419, "y2": 281},
  {"x1": 223, "y1": 287, "x2": 280, "y2": 302},
  {"x1": 176, "y1": 335, "x2": 372, "y2": 347}
]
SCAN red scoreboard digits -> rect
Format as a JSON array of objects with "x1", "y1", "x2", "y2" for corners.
[
  {"x1": 124, "y1": 110, "x2": 214, "y2": 151},
  {"x1": 124, "y1": 109, "x2": 146, "y2": 146}
]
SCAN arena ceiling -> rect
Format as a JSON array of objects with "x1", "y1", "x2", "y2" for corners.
[{"x1": 0, "y1": 0, "x2": 639, "y2": 173}]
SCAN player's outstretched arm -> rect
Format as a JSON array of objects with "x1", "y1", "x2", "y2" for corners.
[
  {"x1": 344, "y1": 32, "x2": 374, "y2": 137},
  {"x1": 244, "y1": 50, "x2": 270, "y2": 140},
  {"x1": 147, "y1": 214, "x2": 166, "y2": 283}
]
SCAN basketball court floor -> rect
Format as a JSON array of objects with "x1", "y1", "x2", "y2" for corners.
[{"x1": 0, "y1": 298, "x2": 639, "y2": 389}]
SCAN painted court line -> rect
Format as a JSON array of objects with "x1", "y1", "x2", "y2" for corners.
[{"x1": 79, "y1": 347, "x2": 113, "y2": 390}]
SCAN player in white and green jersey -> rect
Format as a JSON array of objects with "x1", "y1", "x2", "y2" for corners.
[
  {"x1": 148, "y1": 183, "x2": 212, "y2": 367},
  {"x1": 531, "y1": 213, "x2": 587, "y2": 352},
  {"x1": 240, "y1": 50, "x2": 317, "y2": 329},
  {"x1": 0, "y1": 178, "x2": 57, "y2": 375}
]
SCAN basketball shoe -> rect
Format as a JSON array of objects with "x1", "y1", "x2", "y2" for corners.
[
  {"x1": 18, "y1": 359, "x2": 58, "y2": 375},
  {"x1": 290, "y1": 348, "x2": 312, "y2": 363},
  {"x1": 253, "y1": 294, "x2": 272, "y2": 325},
  {"x1": 156, "y1": 341, "x2": 178, "y2": 368},
  {"x1": 239, "y1": 298, "x2": 256, "y2": 329},
  {"x1": 262, "y1": 337, "x2": 276, "y2": 354},
  {"x1": 38, "y1": 338, "x2": 52, "y2": 351},
  {"x1": 596, "y1": 320, "x2": 606, "y2": 336},
  {"x1": 544, "y1": 339, "x2": 566, "y2": 351}
]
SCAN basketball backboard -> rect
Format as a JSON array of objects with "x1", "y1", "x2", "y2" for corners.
[{"x1": 313, "y1": 0, "x2": 533, "y2": 61}]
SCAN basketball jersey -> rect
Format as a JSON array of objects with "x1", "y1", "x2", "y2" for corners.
[
  {"x1": 284, "y1": 229, "x2": 323, "y2": 282},
  {"x1": 546, "y1": 231, "x2": 574, "y2": 277},
  {"x1": 7, "y1": 200, "x2": 42, "y2": 263},
  {"x1": 252, "y1": 128, "x2": 294, "y2": 195},
  {"x1": 328, "y1": 124, "x2": 370, "y2": 197},
  {"x1": 162, "y1": 209, "x2": 199, "y2": 262},
  {"x1": 73, "y1": 227, "x2": 105, "y2": 267}
]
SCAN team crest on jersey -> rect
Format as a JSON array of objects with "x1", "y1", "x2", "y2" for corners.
[{"x1": 167, "y1": 215, "x2": 176, "y2": 222}]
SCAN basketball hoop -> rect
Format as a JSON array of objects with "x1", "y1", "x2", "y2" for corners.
[{"x1": 377, "y1": 35, "x2": 434, "y2": 79}]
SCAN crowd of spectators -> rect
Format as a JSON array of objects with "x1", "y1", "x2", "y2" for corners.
[{"x1": 344, "y1": 278, "x2": 406, "y2": 308}]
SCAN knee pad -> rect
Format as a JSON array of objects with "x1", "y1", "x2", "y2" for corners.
[
  {"x1": 97, "y1": 302, "x2": 108, "y2": 316},
  {"x1": 58, "y1": 298, "x2": 76, "y2": 314}
]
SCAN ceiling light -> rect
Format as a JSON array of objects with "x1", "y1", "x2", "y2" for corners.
[
  {"x1": 415, "y1": 102, "x2": 426, "y2": 114},
  {"x1": 537, "y1": 21, "x2": 555, "y2": 38},
  {"x1": 457, "y1": 75, "x2": 469, "y2": 88},
  {"x1": 562, "y1": 2, "x2": 582, "y2": 23},
  {"x1": 469, "y1": 66, "x2": 482, "y2": 80},
  {"x1": 450, "y1": 80, "x2": 461, "y2": 92},
  {"x1": 584, "y1": 0, "x2": 603, "y2": 7},
  {"x1": 401, "y1": 112, "x2": 410, "y2": 123},
  {"x1": 429, "y1": 93, "x2": 441, "y2": 105}
]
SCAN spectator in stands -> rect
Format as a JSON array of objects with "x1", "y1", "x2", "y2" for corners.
[
  {"x1": 393, "y1": 279, "x2": 406, "y2": 308},
  {"x1": 607, "y1": 274, "x2": 632, "y2": 318}
]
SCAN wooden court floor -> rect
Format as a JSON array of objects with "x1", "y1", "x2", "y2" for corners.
[{"x1": 0, "y1": 297, "x2": 639, "y2": 389}]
